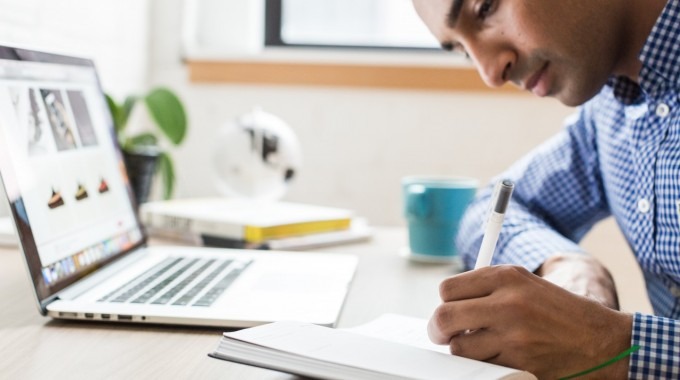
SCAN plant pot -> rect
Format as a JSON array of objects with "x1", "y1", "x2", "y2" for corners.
[{"x1": 123, "y1": 148, "x2": 161, "y2": 207}]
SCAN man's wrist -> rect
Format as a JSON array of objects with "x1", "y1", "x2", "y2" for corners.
[
  {"x1": 536, "y1": 253, "x2": 620, "y2": 309},
  {"x1": 579, "y1": 311, "x2": 633, "y2": 379}
]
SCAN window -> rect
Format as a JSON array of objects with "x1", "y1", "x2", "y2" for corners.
[
  {"x1": 186, "y1": 0, "x2": 502, "y2": 92},
  {"x1": 265, "y1": 0, "x2": 439, "y2": 50}
]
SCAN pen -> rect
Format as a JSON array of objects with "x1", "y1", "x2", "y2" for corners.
[{"x1": 474, "y1": 179, "x2": 514, "y2": 269}]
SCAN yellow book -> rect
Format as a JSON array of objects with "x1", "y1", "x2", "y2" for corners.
[
  {"x1": 244, "y1": 219, "x2": 351, "y2": 242},
  {"x1": 140, "y1": 198, "x2": 353, "y2": 243}
]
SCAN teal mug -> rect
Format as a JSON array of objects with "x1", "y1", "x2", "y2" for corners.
[{"x1": 402, "y1": 176, "x2": 478, "y2": 263}]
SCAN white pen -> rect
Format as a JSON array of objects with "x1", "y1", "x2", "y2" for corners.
[{"x1": 474, "y1": 179, "x2": 515, "y2": 269}]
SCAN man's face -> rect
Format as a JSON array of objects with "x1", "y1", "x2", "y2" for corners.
[{"x1": 413, "y1": 0, "x2": 624, "y2": 106}]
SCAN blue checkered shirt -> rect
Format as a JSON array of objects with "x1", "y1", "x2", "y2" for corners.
[{"x1": 456, "y1": 1, "x2": 680, "y2": 378}]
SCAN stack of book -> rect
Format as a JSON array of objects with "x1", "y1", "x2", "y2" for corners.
[{"x1": 139, "y1": 198, "x2": 371, "y2": 250}]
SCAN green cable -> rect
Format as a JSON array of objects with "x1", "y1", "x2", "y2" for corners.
[{"x1": 558, "y1": 345, "x2": 641, "y2": 380}]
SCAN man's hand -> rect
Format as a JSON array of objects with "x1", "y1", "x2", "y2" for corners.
[
  {"x1": 537, "y1": 253, "x2": 620, "y2": 310},
  {"x1": 428, "y1": 266, "x2": 633, "y2": 379}
]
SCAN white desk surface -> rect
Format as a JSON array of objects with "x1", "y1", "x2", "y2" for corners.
[{"x1": 0, "y1": 227, "x2": 458, "y2": 379}]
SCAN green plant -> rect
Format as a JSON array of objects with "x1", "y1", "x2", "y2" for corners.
[{"x1": 106, "y1": 87, "x2": 187, "y2": 199}]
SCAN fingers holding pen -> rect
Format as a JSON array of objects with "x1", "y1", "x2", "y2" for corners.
[
  {"x1": 449, "y1": 328, "x2": 502, "y2": 362},
  {"x1": 429, "y1": 265, "x2": 543, "y2": 345},
  {"x1": 438, "y1": 265, "x2": 536, "y2": 303},
  {"x1": 428, "y1": 298, "x2": 496, "y2": 344}
]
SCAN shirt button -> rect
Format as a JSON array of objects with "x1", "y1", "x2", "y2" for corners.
[
  {"x1": 656, "y1": 103, "x2": 670, "y2": 117},
  {"x1": 638, "y1": 198, "x2": 651, "y2": 213},
  {"x1": 670, "y1": 284, "x2": 680, "y2": 298}
]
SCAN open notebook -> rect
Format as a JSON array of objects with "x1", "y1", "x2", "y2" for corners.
[{"x1": 209, "y1": 314, "x2": 536, "y2": 380}]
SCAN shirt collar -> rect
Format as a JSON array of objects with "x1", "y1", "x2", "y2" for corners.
[{"x1": 608, "y1": 0, "x2": 680, "y2": 104}]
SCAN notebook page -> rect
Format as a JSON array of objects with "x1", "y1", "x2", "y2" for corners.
[{"x1": 343, "y1": 313, "x2": 450, "y2": 354}]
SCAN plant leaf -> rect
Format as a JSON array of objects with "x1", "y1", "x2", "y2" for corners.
[
  {"x1": 121, "y1": 95, "x2": 138, "y2": 130},
  {"x1": 144, "y1": 88, "x2": 187, "y2": 145},
  {"x1": 127, "y1": 132, "x2": 159, "y2": 147},
  {"x1": 156, "y1": 152, "x2": 175, "y2": 199},
  {"x1": 105, "y1": 94, "x2": 123, "y2": 133}
]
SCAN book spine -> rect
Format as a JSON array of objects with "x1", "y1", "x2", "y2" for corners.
[
  {"x1": 142, "y1": 212, "x2": 244, "y2": 239},
  {"x1": 144, "y1": 213, "x2": 192, "y2": 230},
  {"x1": 244, "y1": 219, "x2": 351, "y2": 242},
  {"x1": 200, "y1": 235, "x2": 269, "y2": 250},
  {"x1": 192, "y1": 218, "x2": 244, "y2": 239}
]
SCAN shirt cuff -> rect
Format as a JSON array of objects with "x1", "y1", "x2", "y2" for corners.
[{"x1": 629, "y1": 312, "x2": 680, "y2": 379}]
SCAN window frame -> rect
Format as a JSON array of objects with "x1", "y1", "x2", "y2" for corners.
[{"x1": 263, "y1": 0, "x2": 438, "y2": 51}]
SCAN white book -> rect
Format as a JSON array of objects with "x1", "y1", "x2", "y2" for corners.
[
  {"x1": 140, "y1": 198, "x2": 354, "y2": 243},
  {"x1": 209, "y1": 313, "x2": 536, "y2": 380}
]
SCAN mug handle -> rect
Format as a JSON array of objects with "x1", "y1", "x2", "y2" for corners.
[{"x1": 406, "y1": 184, "x2": 430, "y2": 218}]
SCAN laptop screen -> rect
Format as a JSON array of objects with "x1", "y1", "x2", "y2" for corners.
[{"x1": 0, "y1": 46, "x2": 145, "y2": 304}]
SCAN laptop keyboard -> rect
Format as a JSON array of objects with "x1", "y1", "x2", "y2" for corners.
[
  {"x1": 98, "y1": 257, "x2": 252, "y2": 307},
  {"x1": 151, "y1": 259, "x2": 216, "y2": 305}
]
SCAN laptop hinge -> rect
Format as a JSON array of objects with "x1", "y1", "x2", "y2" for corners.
[{"x1": 40, "y1": 293, "x2": 62, "y2": 314}]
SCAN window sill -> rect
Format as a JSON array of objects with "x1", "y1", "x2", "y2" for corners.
[{"x1": 186, "y1": 48, "x2": 522, "y2": 93}]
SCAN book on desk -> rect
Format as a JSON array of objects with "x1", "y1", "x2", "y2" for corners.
[
  {"x1": 140, "y1": 198, "x2": 371, "y2": 250},
  {"x1": 209, "y1": 313, "x2": 536, "y2": 380}
]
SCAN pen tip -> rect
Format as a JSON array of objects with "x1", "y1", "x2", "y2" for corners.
[{"x1": 494, "y1": 180, "x2": 514, "y2": 213}]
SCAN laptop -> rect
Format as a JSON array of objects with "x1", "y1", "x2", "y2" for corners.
[{"x1": 0, "y1": 45, "x2": 357, "y2": 328}]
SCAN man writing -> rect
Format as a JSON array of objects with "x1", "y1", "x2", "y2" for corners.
[{"x1": 412, "y1": 0, "x2": 678, "y2": 378}]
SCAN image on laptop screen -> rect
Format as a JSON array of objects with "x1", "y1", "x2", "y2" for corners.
[{"x1": 0, "y1": 47, "x2": 144, "y2": 301}]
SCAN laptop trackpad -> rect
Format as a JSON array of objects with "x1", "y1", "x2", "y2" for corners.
[{"x1": 251, "y1": 272, "x2": 338, "y2": 293}]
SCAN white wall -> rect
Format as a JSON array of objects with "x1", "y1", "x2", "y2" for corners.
[
  {"x1": 0, "y1": 0, "x2": 150, "y2": 99},
  {"x1": 160, "y1": 83, "x2": 574, "y2": 226}
]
